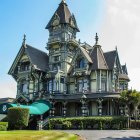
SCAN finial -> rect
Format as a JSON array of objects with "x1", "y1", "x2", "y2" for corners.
[
  {"x1": 62, "y1": 0, "x2": 66, "y2": 3},
  {"x1": 22, "y1": 34, "x2": 26, "y2": 45},
  {"x1": 115, "y1": 46, "x2": 118, "y2": 51},
  {"x1": 95, "y1": 33, "x2": 99, "y2": 45}
]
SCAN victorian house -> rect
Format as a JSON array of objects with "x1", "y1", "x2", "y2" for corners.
[{"x1": 6, "y1": 0, "x2": 129, "y2": 118}]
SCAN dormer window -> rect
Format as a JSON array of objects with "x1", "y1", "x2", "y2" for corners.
[
  {"x1": 77, "y1": 58, "x2": 86, "y2": 68},
  {"x1": 19, "y1": 62, "x2": 30, "y2": 72}
]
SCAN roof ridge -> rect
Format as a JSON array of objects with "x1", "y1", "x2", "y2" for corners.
[{"x1": 26, "y1": 44, "x2": 48, "y2": 55}]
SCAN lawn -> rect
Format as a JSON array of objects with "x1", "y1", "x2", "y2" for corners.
[{"x1": 0, "y1": 131, "x2": 79, "y2": 140}]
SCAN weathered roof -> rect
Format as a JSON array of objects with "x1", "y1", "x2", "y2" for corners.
[
  {"x1": 104, "y1": 50, "x2": 116, "y2": 70},
  {"x1": 80, "y1": 47, "x2": 93, "y2": 63},
  {"x1": 46, "y1": 1, "x2": 79, "y2": 31},
  {"x1": 8, "y1": 44, "x2": 49, "y2": 76},
  {"x1": 90, "y1": 45, "x2": 108, "y2": 70},
  {"x1": 119, "y1": 74, "x2": 130, "y2": 81},
  {"x1": 25, "y1": 44, "x2": 49, "y2": 72}
]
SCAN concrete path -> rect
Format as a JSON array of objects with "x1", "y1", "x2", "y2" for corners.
[{"x1": 63, "y1": 130, "x2": 140, "y2": 140}]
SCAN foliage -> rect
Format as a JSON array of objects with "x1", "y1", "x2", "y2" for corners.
[
  {"x1": 47, "y1": 116, "x2": 128, "y2": 130},
  {"x1": 0, "y1": 122, "x2": 8, "y2": 131},
  {"x1": 0, "y1": 130, "x2": 78, "y2": 140},
  {"x1": 120, "y1": 90, "x2": 140, "y2": 115},
  {"x1": 7, "y1": 107, "x2": 29, "y2": 130}
]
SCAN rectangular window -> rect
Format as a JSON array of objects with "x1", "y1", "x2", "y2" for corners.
[
  {"x1": 53, "y1": 63, "x2": 61, "y2": 70},
  {"x1": 83, "y1": 79, "x2": 88, "y2": 91},
  {"x1": 54, "y1": 56, "x2": 60, "y2": 62},
  {"x1": 49, "y1": 80, "x2": 52, "y2": 92},
  {"x1": 78, "y1": 80, "x2": 83, "y2": 92},
  {"x1": 21, "y1": 83, "x2": 28, "y2": 93},
  {"x1": 101, "y1": 80, "x2": 106, "y2": 91},
  {"x1": 60, "y1": 77, "x2": 65, "y2": 83},
  {"x1": 53, "y1": 79, "x2": 57, "y2": 91},
  {"x1": 78, "y1": 79, "x2": 88, "y2": 92}
]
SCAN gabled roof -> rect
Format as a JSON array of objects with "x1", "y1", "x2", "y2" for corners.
[
  {"x1": 8, "y1": 44, "x2": 49, "y2": 75},
  {"x1": 90, "y1": 45, "x2": 108, "y2": 70},
  {"x1": 80, "y1": 47, "x2": 93, "y2": 63},
  {"x1": 46, "y1": 0, "x2": 79, "y2": 31},
  {"x1": 104, "y1": 50, "x2": 116, "y2": 70},
  {"x1": 25, "y1": 44, "x2": 49, "y2": 72},
  {"x1": 122, "y1": 64, "x2": 128, "y2": 75},
  {"x1": 119, "y1": 74, "x2": 130, "y2": 81}
]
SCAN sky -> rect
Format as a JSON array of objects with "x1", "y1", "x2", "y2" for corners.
[{"x1": 0, "y1": 0, "x2": 140, "y2": 98}]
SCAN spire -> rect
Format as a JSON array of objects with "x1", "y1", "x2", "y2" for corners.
[
  {"x1": 22, "y1": 34, "x2": 26, "y2": 45},
  {"x1": 62, "y1": 0, "x2": 66, "y2": 3},
  {"x1": 95, "y1": 33, "x2": 99, "y2": 45},
  {"x1": 115, "y1": 46, "x2": 118, "y2": 51},
  {"x1": 46, "y1": 1, "x2": 79, "y2": 31},
  {"x1": 22, "y1": 34, "x2": 27, "y2": 48}
]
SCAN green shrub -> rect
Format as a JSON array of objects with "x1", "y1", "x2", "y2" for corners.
[
  {"x1": 47, "y1": 116, "x2": 128, "y2": 130},
  {"x1": 0, "y1": 122, "x2": 8, "y2": 131},
  {"x1": 8, "y1": 107, "x2": 29, "y2": 130}
]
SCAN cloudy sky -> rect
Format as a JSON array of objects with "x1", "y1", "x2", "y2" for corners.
[{"x1": 0, "y1": 0, "x2": 140, "y2": 98}]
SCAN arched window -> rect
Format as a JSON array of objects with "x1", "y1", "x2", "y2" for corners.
[
  {"x1": 20, "y1": 80, "x2": 28, "y2": 93},
  {"x1": 77, "y1": 58, "x2": 86, "y2": 68}
]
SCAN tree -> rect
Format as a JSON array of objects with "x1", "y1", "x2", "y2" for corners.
[
  {"x1": 8, "y1": 107, "x2": 29, "y2": 130},
  {"x1": 120, "y1": 90, "x2": 140, "y2": 117}
]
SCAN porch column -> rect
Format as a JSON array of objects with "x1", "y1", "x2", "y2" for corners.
[
  {"x1": 97, "y1": 98, "x2": 103, "y2": 116},
  {"x1": 51, "y1": 102, "x2": 55, "y2": 117},
  {"x1": 49, "y1": 94, "x2": 55, "y2": 117},
  {"x1": 80, "y1": 94, "x2": 87, "y2": 117},
  {"x1": 119, "y1": 106, "x2": 124, "y2": 116},
  {"x1": 62, "y1": 101, "x2": 67, "y2": 117}
]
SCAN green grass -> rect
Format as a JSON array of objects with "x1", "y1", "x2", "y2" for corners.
[{"x1": 0, "y1": 131, "x2": 78, "y2": 140}]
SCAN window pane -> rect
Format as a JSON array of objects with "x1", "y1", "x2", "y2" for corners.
[
  {"x1": 53, "y1": 80, "x2": 57, "y2": 91},
  {"x1": 49, "y1": 81, "x2": 52, "y2": 92},
  {"x1": 22, "y1": 84, "x2": 28, "y2": 93},
  {"x1": 78, "y1": 80, "x2": 83, "y2": 92}
]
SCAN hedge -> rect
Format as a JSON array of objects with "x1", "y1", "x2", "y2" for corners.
[
  {"x1": 47, "y1": 116, "x2": 128, "y2": 130},
  {"x1": 0, "y1": 122, "x2": 8, "y2": 131},
  {"x1": 8, "y1": 107, "x2": 29, "y2": 130}
]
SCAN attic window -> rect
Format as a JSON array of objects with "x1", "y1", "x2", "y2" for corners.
[
  {"x1": 19, "y1": 62, "x2": 30, "y2": 72},
  {"x1": 77, "y1": 58, "x2": 86, "y2": 68}
]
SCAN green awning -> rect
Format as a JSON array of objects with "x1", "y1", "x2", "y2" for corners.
[{"x1": 0, "y1": 100, "x2": 51, "y2": 115}]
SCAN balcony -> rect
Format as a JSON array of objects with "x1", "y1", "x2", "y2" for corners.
[
  {"x1": 68, "y1": 38, "x2": 79, "y2": 46},
  {"x1": 18, "y1": 65, "x2": 31, "y2": 74},
  {"x1": 48, "y1": 37, "x2": 61, "y2": 45}
]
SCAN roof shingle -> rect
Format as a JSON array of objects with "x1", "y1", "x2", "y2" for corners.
[
  {"x1": 104, "y1": 50, "x2": 116, "y2": 70},
  {"x1": 90, "y1": 45, "x2": 108, "y2": 70},
  {"x1": 25, "y1": 45, "x2": 49, "y2": 72}
]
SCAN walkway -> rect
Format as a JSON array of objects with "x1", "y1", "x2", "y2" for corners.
[{"x1": 63, "y1": 130, "x2": 140, "y2": 140}]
